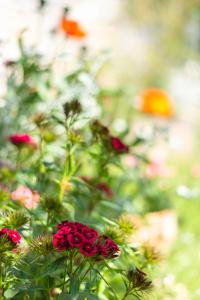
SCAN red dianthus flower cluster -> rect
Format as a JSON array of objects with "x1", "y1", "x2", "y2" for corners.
[
  {"x1": 0, "y1": 228, "x2": 21, "y2": 248},
  {"x1": 53, "y1": 221, "x2": 119, "y2": 258}
]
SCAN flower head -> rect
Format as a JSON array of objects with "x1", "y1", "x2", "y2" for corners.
[
  {"x1": 97, "y1": 235, "x2": 120, "y2": 258},
  {"x1": 81, "y1": 177, "x2": 113, "y2": 198},
  {"x1": 11, "y1": 185, "x2": 40, "y2": 209},
  {"x1": 90, "y1": 121, "x2": 110, "y2": 140},
  {"x1": 80, "y1": 242, "x2": 97, "y2": 257},
  {"x1": 53, "y1": 227, "x2": 71, "y2": 251},
  {"x1": 54, "y1": 221, "x2": 98, "y2": 255},
  {"x1": 82, "y1": 227, "x2": 98, "y2": 242},
  {"x1": 68, "y1": 232, "x2": 84, "y2": 247},
  {"x1": 127, "y1": 267, "x2": 152, "y2": 292},
  {"x1": 60, "y1": 17, "x2": 86, "y2": 38},
  {"x1": 0, "y1": 228, "x2": 21, "y2": 250},
  {"x1": 140, "y1": 88, "x2": 174, "y2": 118},
  {"x1": 9, "y1": 133, "x2": 37, "y2": 148},
  {"x1": 57, "y1": 221, "x2": 84, "y2": 232},
  {"x1": 96, "y1": 183, "x2": 113, "y2": 198},
  {"x1": 124, "y1": 155, "x2": 137, "y2": 168},
  {"x1": 111, "y1": 137, "x2": 129, "y2": 153},
  {"x1": 146, "y1": 161, "x2": 172, "y2": 178},
  {"x1": 54, "y1": 221, "x2": 98, "y2": 253},
  {"x1": 54, "y1": 221, "x2": 120, "y2": 260}
]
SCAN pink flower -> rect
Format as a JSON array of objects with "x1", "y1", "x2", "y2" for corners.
[
  {"x1": 146, "y1": 161, "x2": 172, "y2": 178},
  {"x1": 11, "y1": 185, "x2": 40, "y2": 209},
  {"x1": 9, "y1": 134, "x2": 37, "y2": 148},
  {"x1": 124, "y1": 155, "x2": 137, "y2": 168}
]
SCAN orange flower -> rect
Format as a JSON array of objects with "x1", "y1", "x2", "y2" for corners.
[
  {"x1": 140, "y1": 88, "x2": 174, "y2": 117},
  {"x1": 60, "y1": 17, "x2": 86, "y2": 38}
]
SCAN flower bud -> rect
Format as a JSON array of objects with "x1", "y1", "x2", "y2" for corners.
[{"x1": 127, "y1": 267, "x2": 152, "y2": 292}]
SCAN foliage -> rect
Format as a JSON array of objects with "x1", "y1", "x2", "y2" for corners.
[{"x1": 0, "y1": 5, "x2": 175, "y2": 299}]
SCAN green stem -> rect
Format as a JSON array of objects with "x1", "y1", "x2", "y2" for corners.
[
  {"x1": 69, "y1": 251, "x2": 73, "y2": 274},
  {"x1": 39, "y1": 131, "x2": 44, "y2": 171},
  {"x1": 0, "y1": 262, "x2": 3, "y2": 300},
  {"x1": 69, "y1": 251, "x2": 75, "y2": 294},
  {"x1": 62, "y1": 264, "x2": 68, "y2": 293},
  {"x1": 121, "y1": 289, "x2": 131, "y2": 300},
  {"x1": 94, "y1": 268, "x2": 119, "y2": 300},
  {"x1": 72, "y1": 257, "x2": 86, "y2": 277},
  {"x1": 45, "y1": 210, "x2": 51, "y2": 233},
  {"x1": 16, "y1": 148, "x2": 22, "y2": 170},
  {"x1": 58, "y1": 144, "x2": 71, "y2": 203},
  {"x1": 122, "y1": 283, "x2": 138, "y2": 300},
  {"x1": 59, "y1": 253, "x2": 70, "y2": 292},
  {"x1": 80, "y1": 265, "x2": 91, "y2": 282},
  {"x1": 37, "y1": 130, "x2": 45, "y2": 190}
]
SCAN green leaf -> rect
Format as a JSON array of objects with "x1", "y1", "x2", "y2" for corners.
[
  {"x1": 4, "y1": 289, "x2": 19, "y2": 299},
  {"x1": 100, "y1": 201, "x2": 121, "y2": 211},
  {"x1": 58, "y1": 293, "x2": 78, "y2": 300},
  {"x1": 131, "y1": 137, "x2": 145, "y2": 147},
  {"x1": 101, "y1": 217, "x2": 117, "y2": 226},
  {"x1": 58, "y1": 292, "x2": 99, "y2": 300},
  {"x1": 78, "y1": 292, "x2": 100, "y2": 300}
]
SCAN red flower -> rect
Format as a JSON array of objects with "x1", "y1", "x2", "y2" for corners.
[
  {"x1": 68, "y1": 232, "x2": 84, "y2": 247},
  {"x1": 54, "y1": 222, "x2": 120, "y2": 260},
  {"x1": 53, "y1": 227, "x2": 71, "y2": 251},
  {"x1": 9, "y1": 134, "x2": 37, "y2": 148},
  {"x1": 0, "y1": 228, "x2": 21, "y2": 246},
  {"x1": 54, "y1": 221, "x2": 98, "y2": 255},
  {"x1": 57, "y1": 220, "x2": 71, "y2": 230},
  {"x1": 97, "y1": 241, "x2": 108, "y2": 257},
  {"x1": 82, "y1": 227, "x2": 98, "y2": 242},
  {"x1": 111, "y1": 137, "x2": 129, "y2": 153},
  {"x1": 81, "y1": 177, "x2": 112, "y2": 198},
  {"x1": 96, "y1": 183, "x2": 113, "y2": 198},
  {"x1": 57, "y1": 221, "x2": 84, "y2": 233},
  {"x1": 60, "y1": 17, "x2": 86, "y2": 38},
  {"x1": 80, "y1": 242, "x2": 97, "y2": 257},
  {"x1": 97, "y1": 236, "x2": 119, "y2": 258},
  {"x1": 106, "y1": 239, "x2": 119, "y2": 257}
]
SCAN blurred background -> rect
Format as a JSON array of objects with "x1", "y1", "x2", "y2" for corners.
[{"x1": 1, "y1": 0, "x2": 200, "y2": 299}]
